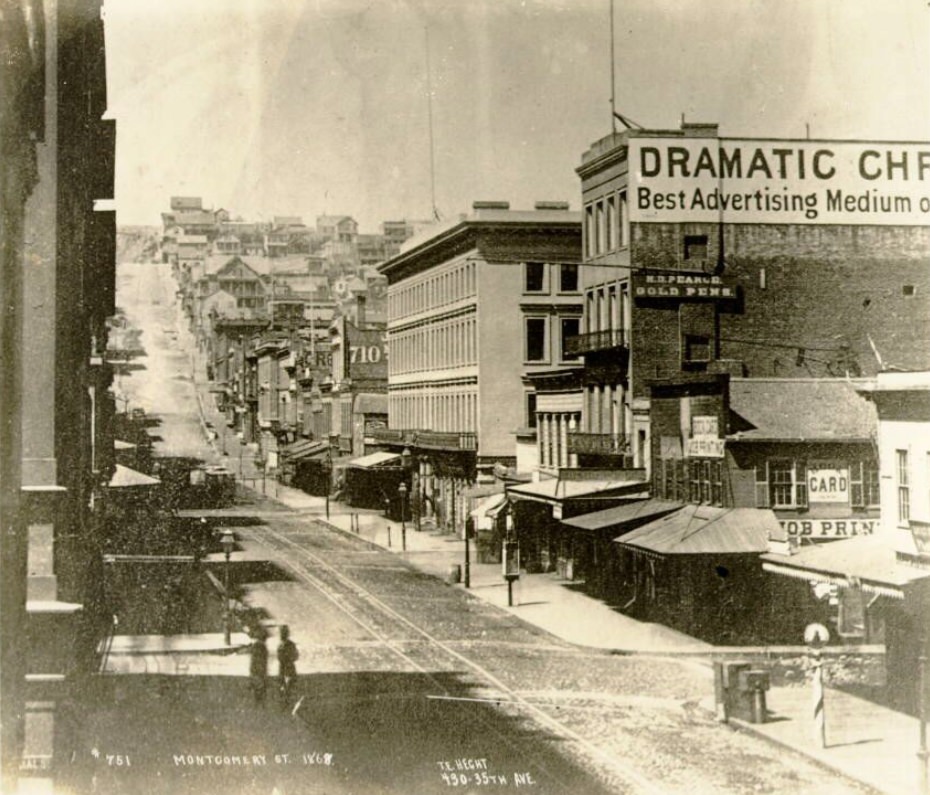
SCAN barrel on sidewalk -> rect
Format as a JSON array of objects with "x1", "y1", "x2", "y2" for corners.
[{"x1": 447, "y1": 564, "x2": 462, "y2": 584}]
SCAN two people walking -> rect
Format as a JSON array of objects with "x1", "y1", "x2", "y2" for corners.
[{"x1": 249, "y1": 624, "x2": 299, "y2": 708}]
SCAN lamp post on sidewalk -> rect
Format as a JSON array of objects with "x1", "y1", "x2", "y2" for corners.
[
  {"x1": 220, "y1": 530, "x2": 235, "y2": 646},
  {"x1": 325, "y1": 445, "x2": 332, "y2": 520},
  {"x1": 398, "y1": 482, "x2": 408, "y2": 552}
]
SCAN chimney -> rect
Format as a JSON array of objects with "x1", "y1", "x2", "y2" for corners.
[
  {"x1": 534, "y1": 201, "x2": 570, "y2": 211},
  {"x1": 472, "y1": 201, "x2": 510, "y2": 211}
]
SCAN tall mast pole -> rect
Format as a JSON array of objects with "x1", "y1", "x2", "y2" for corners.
[
  {"x1": 425, "y1": 24, "x2": 439, "y2": 220},
  {"x1": 610, "y1": 0, "x2": 617, "y2": 134}
]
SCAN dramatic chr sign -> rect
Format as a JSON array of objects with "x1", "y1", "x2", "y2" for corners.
[{"x1": 630, "y1": 138, "x2": 930, "y2": 225}]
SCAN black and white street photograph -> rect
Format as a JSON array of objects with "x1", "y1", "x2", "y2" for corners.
[{"x1": 2, "y1": 1, "x2": 929, "y2": 793}]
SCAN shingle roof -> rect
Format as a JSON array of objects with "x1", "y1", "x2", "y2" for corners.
[
  {"x1": 617, "y1": 505, "x2": 777, "y2": 555},
  {"x1": 728, "y1": 378, "x2": 877, "y2": 442}
]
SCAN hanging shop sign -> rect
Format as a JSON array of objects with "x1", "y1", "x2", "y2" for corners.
[{"x1": 629, "y1": 137, "x2": 930, "y2": 226}]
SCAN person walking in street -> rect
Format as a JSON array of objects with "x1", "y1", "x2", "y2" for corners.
[
  {"x1": 277, "y1": 624, "x2": 299, "y2": 709},
  {"x1": 249, "y1": 629, "x2": 268, "y2": 705}
]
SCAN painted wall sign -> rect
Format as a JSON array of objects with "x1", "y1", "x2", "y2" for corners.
[
  {"x1": 632, "y1": 272, "x2": 736, "y2": 299},
  {"x1": 685, "y1": 415, "x2": 725, "y2": 458},
  {"x1": 807, "y1": 465, "x2": 850, "y2": 503},
  {"x1": 685, "y1": 437, "x2": 725, "y2": 458},
  {"x1": 779, "y1": 518, "x2": 876, "y2": 538},
  {"x1": 629, "y1": 137, "x2": 930, "y2": 226}
]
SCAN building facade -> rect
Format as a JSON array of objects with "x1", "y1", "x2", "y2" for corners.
[{"x1": 377, "y1": 201, "x2": 583, "y2": 534}]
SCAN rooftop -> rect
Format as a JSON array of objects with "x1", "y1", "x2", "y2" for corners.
[{"x1": 728, "y1": 377, "x2": 877, "y2": 442}]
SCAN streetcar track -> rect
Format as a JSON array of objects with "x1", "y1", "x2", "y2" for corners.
[{"x1": 242, "y1": 521, "x2": 672, "y2": 795}]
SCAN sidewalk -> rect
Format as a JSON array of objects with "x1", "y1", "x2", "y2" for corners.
[
  {"x1": 187, "y1": 348, "x2": 920, "y2": 795},
  {"x1": 726, "y1": 685, "x2": 925, "y2": 795}
]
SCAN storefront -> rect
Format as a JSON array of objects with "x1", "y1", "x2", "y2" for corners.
[
  {"x1": 615, "y1": 505, "x2": 780, "y2": 644},
  {"x1": 469, "y1": 491, "x2": 509, "y2": 564},
  {"x1": 279, "y1": 439, "x2": 330, "y2": 496},
  {"x1": 344, "y1": 451, "x2": 403, "y2": 512},
  {"x1": 763, "y1": 534, "x2": 930, "y2": 713},
  {"x1": 561, "y1": 499, "x2": 682, "y2": 600},
  {"x1": 506, "y1": 474, "x2": 647, "y2": 574}
]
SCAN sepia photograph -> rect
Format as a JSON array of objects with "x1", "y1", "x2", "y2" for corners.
[{"x1": 1, "y1": 0, "x2": 929, "y2": 793}]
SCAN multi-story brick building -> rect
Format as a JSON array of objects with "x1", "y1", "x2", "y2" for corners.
[{"x1": 557, "y1": 121, "x2": 930, "y2": 643}]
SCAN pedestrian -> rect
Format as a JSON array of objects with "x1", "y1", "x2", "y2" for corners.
[
  {"x1": 249, "y1": 629, "x2": 268, "y2": 705},
  {"x1": 277, "y1": 624, "x2": 299, "y2": 708}
]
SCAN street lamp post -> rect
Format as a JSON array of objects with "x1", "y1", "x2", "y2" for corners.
[
  {"x1": 325, "y1": 446, "x2": 332, "y2": 520},
  {"x1": 220, "y1": 530, "x2": 235, "y2": 645},
  {"x1": 398, "y1": 482, "x2": 407, "y2": 552}
]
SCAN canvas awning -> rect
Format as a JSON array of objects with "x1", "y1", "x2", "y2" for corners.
[
  {"x1": 563, "y1": 499, "x2": 683, "y2": 534},
  {"x1": 114, "y1": 439, "x2": 136, "y2": 450},
  {"x1": 280, "y1": 439, "x2": 329, "y2": 461},
  {"x1": 506, "y1": 476, "x2": 646, "y2": 507},
  {"x1": 109, "y1": 464, "x2": 161, "y2": 489},
  {"x1": 761, "y1": 536, "x2": 930, "y2": 601},
  {"x1": 348, "y1": 451, "x2": 401, "y2": 469},
  {"x1": 616, "y1": 505, "x2": 777, "y2": 556},
  {"x1": 470, "y1": 492, "x2": 508, "y2": 519}
]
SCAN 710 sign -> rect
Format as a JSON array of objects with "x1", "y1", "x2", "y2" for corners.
[{"x1": 349, "y1": 345, "x2": 385, "y2": 363}]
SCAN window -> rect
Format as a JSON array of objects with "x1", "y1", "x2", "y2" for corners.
[
  {"x1": 684, "y1": 334, "x2": 711, "y2": 364},
  {"x1": 595, "y1": 202, "x2": 605, "y2": 254},
  {"x1": 850, "y1": 460, "x2": 880, "y2": 508},
  {"x1": 525, "y1": 317, "x2": 547, "y2": 362},
  {"x1": 765, "y1": 460, "x2": 808, "y2": 508},
  {"x1": 618, "y1": 190, "x2": 629, "y2": 248},
  {"x1": 684, "y1": 235, "x2": 708, "y2": 262},
  {"x1": 526, "y1": 392, "x2": 537, "y2": 429},
  {"x1": 560, "y1": 317, "x2": 580, "y2": 360},
  {"x1": 559, "y1": 263, "x2": 579, "y2": 292},
  {"x1": 584, "y1": 205, "x2": 594, "y2": 258},
  {"x1": 606, "y1": 196, "x2": 616, "y2": 250},
  {"x1": 524, "y1": 261, "x2": 546, "y2": 293},
  {"x1": 897, "y1": 449, "x2": 910, "y2": 525},
  {"x1": 770, "y1": 460, "x2": 794, "y2": 507}
]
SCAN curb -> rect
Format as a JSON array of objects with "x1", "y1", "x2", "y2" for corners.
[{"x1": 725, "y1": 716, "x2": 888, "y2": 795}]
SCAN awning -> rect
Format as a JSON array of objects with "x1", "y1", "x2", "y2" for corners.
[
  {"x1": 462, "y1": 482, "x2": 505, "y2": 499},
  {"x1": 109, "y1": 464, "x2": 161, "y2": 489},
  {"x1": 563, "y1": 499, "x2": 683, "y2": 534},
  {"x1": 280, "y1": 439, "x2": 329, "y2": 461},
  {"x1": 470, "y1": 492, "x2": 508, "y2": 519},
  {"x1": 355, "y1": 392, "x2": 388, "y2": 415},
  {"x1": 761, "y1": 536, "x2": 930, "y2": 601},
  {"x1": 348, "y1": 451, "x2": 401, "y2": 469},
  {"x1": 114, "y1": 439, "x2": 136, "y2": 450},
  {"x1": 616, "y1": 505, "x2": 777, "y2": 556},
  {"x1": 507, "y1": 476, "x2": 647, "y2": 507}
]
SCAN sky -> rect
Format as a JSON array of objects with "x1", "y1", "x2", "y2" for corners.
[{"x1": 103, "y1": 0, "x2": 930, "y2": 232}]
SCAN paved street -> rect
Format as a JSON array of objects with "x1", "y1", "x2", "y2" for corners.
[{"x1": 76, "y1": 261, "x2": 882, "y2": 795}]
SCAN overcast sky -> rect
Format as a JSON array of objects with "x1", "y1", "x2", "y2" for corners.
[{"x1": 104, "y1": 0, "x2": 930, "y2": 231}]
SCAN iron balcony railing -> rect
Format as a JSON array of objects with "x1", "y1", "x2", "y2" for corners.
[
  {"x1": 567, "y1": 432, "x2": 630, "y2": 456},
  {"x1": 415, "y1": 431, "x2": 478, "y2": 452},
  {"x1": 369, "y1": 428, "x2": 409, "y2": 445},
  {"x1": 369, "y1": 428, "x2": 478, "y2": 451},
  {"x1": 564, "y1": 328, "x2": 628, "y2": 356}
]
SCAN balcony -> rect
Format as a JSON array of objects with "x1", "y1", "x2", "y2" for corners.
[
  {"x1": 564, "y1": 329, "x2": 627, "y2": 356},
  {"x1": 415, "y1": 431, "x2": 478, "y2": 452},
  {"x1": 369, "y1": 428, "x2": 411, "y2": 445},
  {"x1": 567, "y1": 432, "x2": 630, "y2": 456}
]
